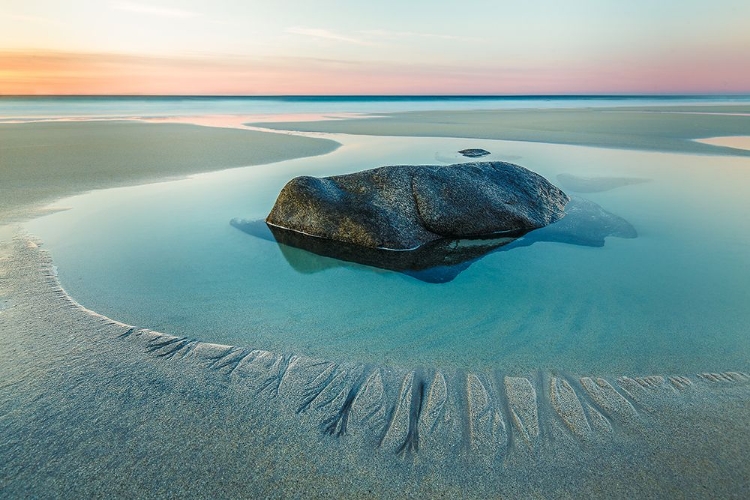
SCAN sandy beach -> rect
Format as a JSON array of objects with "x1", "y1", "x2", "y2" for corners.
[
  {"x1": 4, "y1": 105, "x2": 748, "y2": 226},
  {"x1": 4, "y1": 0, "x2": 750, "y2": 493},
  {"x1": 0, "y1": 121, "x2": 339, "y2": 223},
  {"x1": 2, "y1": 109, "x2": 750, "y2": 497},
  {"x1": 252, "y1": 105, "x2": 750, "y2": 157},
  {"x1": 2, "y1": 234, "x2": 749, "y2": 498}
]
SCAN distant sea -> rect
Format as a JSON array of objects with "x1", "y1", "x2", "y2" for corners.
[{"x1": 2, "y1": 95, "x2": 749, "y2": 121}]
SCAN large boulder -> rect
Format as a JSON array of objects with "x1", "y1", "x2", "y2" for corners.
[
  {"x1": 233, "y1": 194, "x2": 636, "y2": 283},
  {"x1": 266, "y1": 162, "x2": 570, "y2": 250}
]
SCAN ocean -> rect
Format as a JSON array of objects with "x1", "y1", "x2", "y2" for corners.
[{"x1": 3, "y1": 94, "x2": 750, "y2": 121}]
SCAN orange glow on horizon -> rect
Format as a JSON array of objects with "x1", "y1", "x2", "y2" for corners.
[{"x1": 2, "y1": 49, "x2": 749, "y2": 96}]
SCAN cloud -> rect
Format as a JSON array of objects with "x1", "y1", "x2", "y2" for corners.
[
  {"x1": 111, "y1": 1, "x2": 199, "y2": 19},
  {"x1": 284, "y1": 27, "x2": 471, "y2": 46},
  {"x1": 359, "y1": 29, "x2": 474, "y2": 42},
  {"x1": 285, "y1": 27, "x2": 369, "y2": 45}
]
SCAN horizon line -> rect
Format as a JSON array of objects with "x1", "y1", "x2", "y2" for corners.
[{"x1": 3, "y1": 93, "x2": 750, "y2": 98}]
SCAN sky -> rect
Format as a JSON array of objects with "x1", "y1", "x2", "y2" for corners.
[{"x1": 1, "y1": 0, "x2": 749, "y2": 95}]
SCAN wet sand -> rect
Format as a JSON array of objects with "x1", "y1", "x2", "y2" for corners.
[
  {"x1": 1, "y1": 237, "x2": 749, "y2": 498},
  {"x1": 695, "y1": 135, "x2": 750, "y2": 151},
  {"x1": 252, "y1": 105, "x2": 750, "y2": 157},
  {"x1": 0, "y1": 121, "x2": 339, "y2": 222}
]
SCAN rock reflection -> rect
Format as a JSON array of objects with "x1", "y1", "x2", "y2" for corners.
[
  {"x1": 231, "y1": 196, "x2": 637, "y2": 283},
  {"x1": 231, "y1": 218, "x2": 522, "y2": 283}
]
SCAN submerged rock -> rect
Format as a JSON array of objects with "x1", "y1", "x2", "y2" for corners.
[
  {"x1": 458, "y1": 148, "x2": 491, "y2": 158},
  {"x1": 506, "y1": 196, "x2": 638, "y2": 248},
  {"x1": 266, "y1": 162, "x2": 570, "y2": 251},
  {"x1": 556, "y1": 173, "x2": 650, "y2": 193}
]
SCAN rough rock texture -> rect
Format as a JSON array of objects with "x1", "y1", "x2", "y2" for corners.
[
  {"x1": 235, "y1": 195, "x2": 635, "y2": 283},
  {"x1": 266, "y1": 162, "x2": 569, "y2": 250},
  {"x1": 458, "y1": 148, "x2": 491, "y2": 158}
]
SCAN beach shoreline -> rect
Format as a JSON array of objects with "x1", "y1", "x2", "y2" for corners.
[
  {"x1": 4, "y1": 103, "x2": 750, "y2": 225},
  {"x1": 0, "y1": 120, "x2": 339, "y2": 224},
  {"x1": 252, "y1": 104, "x2": 750, "y2": 157}
]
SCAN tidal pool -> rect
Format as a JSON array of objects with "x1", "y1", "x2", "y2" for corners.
[{"x1": 25, "y1": 134, "x2": 750, "y2": 375}]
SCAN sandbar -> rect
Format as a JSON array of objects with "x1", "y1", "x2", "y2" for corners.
[
  {"x1": 694, "y1": 135, "x2": 750, "y2": 151},
  {"x1": 0, "y1": 120, "x2": 339, "y2": 223},
  {"x1": 252, "y1": 105, "x2": 750, "y2": 157}
]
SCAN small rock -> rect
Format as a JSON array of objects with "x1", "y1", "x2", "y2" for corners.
[{"x1": 458, "y1": 148, "x2": 491, "y2": 158}]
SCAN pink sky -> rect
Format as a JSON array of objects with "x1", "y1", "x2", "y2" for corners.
[
  {"x1": 2, "y1": 1, "x2": 749, "y2": 95},
  {"x1": 3, "y1": 49, "x2": 748, "y2": 95}
]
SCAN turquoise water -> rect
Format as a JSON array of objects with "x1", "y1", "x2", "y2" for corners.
[
  {"x1": 25, "y1": 133, "x2": 750, "y2": 375},
  {"x1": 3, "y1": 95, "x2": 750, "y2": 121}
]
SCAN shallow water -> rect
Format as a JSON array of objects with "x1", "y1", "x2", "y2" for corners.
[
  {"x1": 3, "y1": 95, "x2": 749, "y2": 122},
  {"x1": 26, "y1": 134, "x2": 750, "y2": 375}
]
